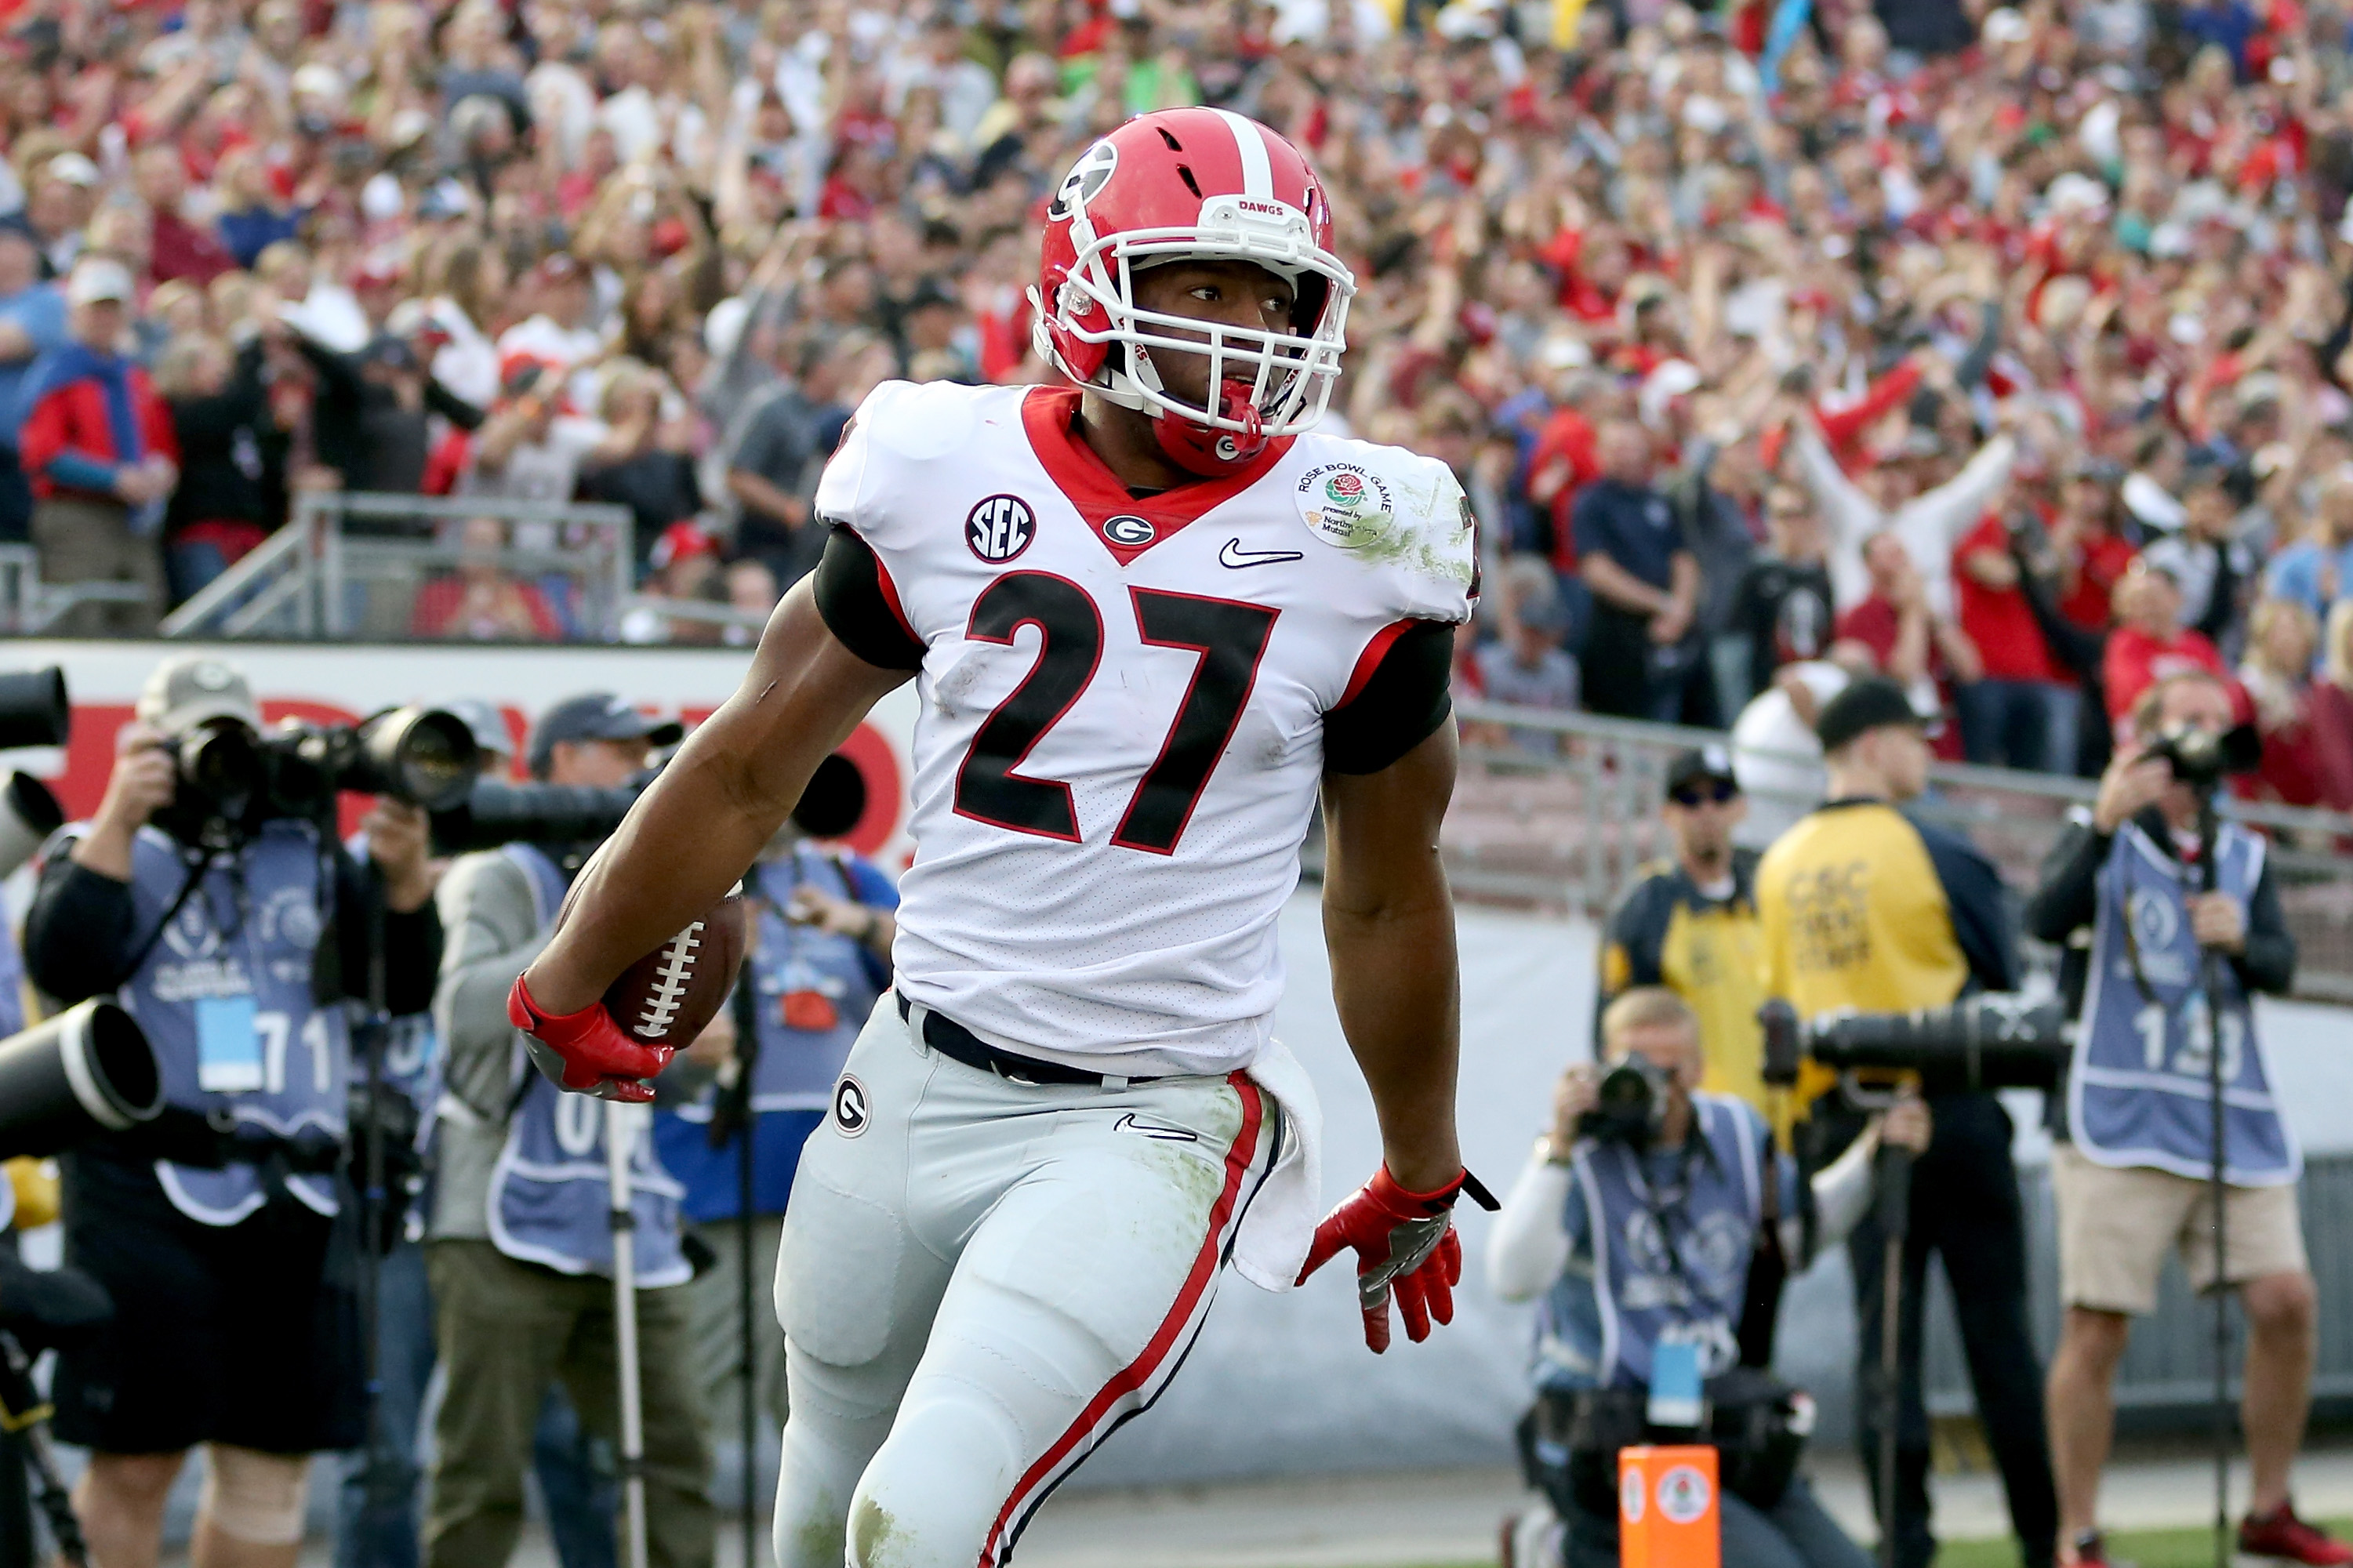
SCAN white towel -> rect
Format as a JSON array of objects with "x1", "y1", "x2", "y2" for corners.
[{"x1": 1232, "y1": 1036, "x2": 1325, "y2": 1292}]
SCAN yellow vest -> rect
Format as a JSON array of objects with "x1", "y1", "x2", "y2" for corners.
[
  {"x1": 1755, "y1": 801, "x2": 1972, "y2": 1109},
  {"x1": 1599, "y1": 863, "x2": 1766, "y2": 1111}
]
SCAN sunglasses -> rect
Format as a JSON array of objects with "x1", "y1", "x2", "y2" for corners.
[{"x1": 1669, "y1": 780, "x2": 1739, "y2": 808}]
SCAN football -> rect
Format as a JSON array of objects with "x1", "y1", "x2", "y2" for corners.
[{"x1": 601, "y1": 894, "x2": 749, "y2": 1049}]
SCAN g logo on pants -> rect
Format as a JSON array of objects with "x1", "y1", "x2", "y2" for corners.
[{"x1": 831, "y1": 1075, "x2": 870, "y2": 1138}]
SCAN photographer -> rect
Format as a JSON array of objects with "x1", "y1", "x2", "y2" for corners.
[
  {"x1": 20, "y1": 655, "x2": 441, "y2": 1568},
  {"x1": 2024, "y1": 670, "x2": 2344, "y2": 1568},
  {"x1": 1754, "y1": 676, "x2": 2057, "y2": 1568},
  {"x1": 1488, "y1": 988, "x2": 1924, "y2": 1568},
  {"x1": 423, "y1": 693, "x2": 714, "y2": 1568},
  {"x1": 652, "y1": 760, "x2": 898, "y2": 1463}
]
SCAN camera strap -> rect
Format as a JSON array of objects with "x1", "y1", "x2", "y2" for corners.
[{"x1": 118, "y1": 844, "x2": 225, "y2": 982}]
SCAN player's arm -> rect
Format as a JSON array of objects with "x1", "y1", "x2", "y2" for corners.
[
  {"x1": 1300, "y1": 619, "x2": 1496, "y2": 1352},
  {"x1": 516, "y1": 539, "x2": 917, "y2": 1083},
  {"x1": 1321, "y1": 721, "x2": 1463, "y2": 1192}
]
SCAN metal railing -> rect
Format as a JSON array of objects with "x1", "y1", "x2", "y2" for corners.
[
  {"x1": 0, "y1": 543, "x2": 162, "y2": 633},
  {"x1": 1450, "y1": 700, "x2": 2353, "y2": 1005},
  {"x1": 1922, "y1": 1152, "x2": 2353, "y2": 1422},
  {"x1": 159, "y1": 493, "x2": 639, "y2": 642}
]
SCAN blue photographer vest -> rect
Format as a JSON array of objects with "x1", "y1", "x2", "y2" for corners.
[
  {"x1": 654, "y1": 847, "x2": 890, "y2": 1221},
  {"x1": 2069, "y1": 821, "x2": 2299, "y2": 1186},
  {"x1": 0, "y1": 918, "x2": 24, "y2": 1038},
  {"x1": 488, "y1": 844, "x2": 690, "y2": 1286},
  {"x1": 1545, "y1": 1094, "x2": 1765, "y2": 1392},
  {"x1": 107, "y1": 819, "x2": 349, "y2": 1225}
]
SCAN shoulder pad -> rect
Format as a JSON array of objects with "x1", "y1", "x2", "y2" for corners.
[{"x1": 1287, "y1": 436, "x2": 1477, "y2": 604}]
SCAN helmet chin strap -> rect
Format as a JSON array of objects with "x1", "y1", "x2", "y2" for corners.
[{"x1": 1150, "y1": 379, "x2": 1265, "y2": 476}]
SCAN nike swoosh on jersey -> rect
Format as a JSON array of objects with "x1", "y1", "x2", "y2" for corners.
[
  {"x1": 1113, "y1": 1112, "x2": 1201, "y2": 1142},
  {"x1": 1219, "y1": 539, "x2": 1305, "y2": 569}
]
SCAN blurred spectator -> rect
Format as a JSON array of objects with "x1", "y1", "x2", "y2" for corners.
[
  {"x1": 1574, "y1": 420, "x2": 1698, "y2": 723},
  {"x1": 724, "y1": 336, "x2": 856, "y2": 590},
  {"x1": 1836, "y1": 533, "x2": 1982, "y2": 757},
  {"x1": 154, "y1": 334, "x2": 278, "y2": 607},
  {"x1": 2239, "y1": 598, "x2": 2322, "y2": 807},
  {"x1": 2048, "y1": 464, "x2": 2139, "y2": 640},
  {"x1": 2142, "y1": 460, "x2": 2255, "y2": 655},
  {"x1": 2264, "y1": 473, "x2": 2353, "y2": 630},
  {"x1": 0, "y1": 220, "x2": 66, "y2": 543},
  {"x1": 1953, "y1": 509, "x2": 2076, "y2": 775},
  {"x1": 576, "y1": 362, "x2": 702, "y2": 567},
  {"x1": 16, "y1": 257, "x2": 175, "y2": 635},
  {"x1": 293, "y1": 325, "x2": 485, "y2": 499},
  {"x1": 2308, "y1": 603, "x2": 2353, "y2": 813},
  {"x1": 132, "y1": 144, "x2": 233, "y2": 288},
  {"x1": 1728, "y1": 488, "x2": 1836, "y2": 710},
  {"x1": 721, "y1": 557, "x2": 781, "y2": 648},
  {"x1": 2103, "y1": 560, "x2": 2229, "y2": 730},
  {"x1": 410, "y1": 516, "x2": 563, "y2": 642},
  {"x1": 621, "y1": 520, "x2": 723, "y2": 644},
  {"x1": 1476, "y1": 557, "x2": 1580, "y2": 753}
]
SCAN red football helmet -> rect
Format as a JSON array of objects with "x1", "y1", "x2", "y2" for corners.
[{"x1": 1033, "y1": 107, "x2": 1355, "y2": 475}]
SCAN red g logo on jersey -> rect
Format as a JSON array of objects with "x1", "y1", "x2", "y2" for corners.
[{"x1": 966, "y1": 495, "x2": 1036, "y2": 563}]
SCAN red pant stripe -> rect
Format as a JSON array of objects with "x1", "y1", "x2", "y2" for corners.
[{"x1": 974, "y1": 1072, "x2": 1266, "y2": 1566}]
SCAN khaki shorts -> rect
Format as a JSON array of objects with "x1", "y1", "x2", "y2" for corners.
[{"x1": 2050, "y1": 1142, "x2": 2308, "y2": 1316}]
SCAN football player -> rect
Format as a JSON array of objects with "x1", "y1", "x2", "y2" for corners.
[{"x1": 510, "y1": 107, "x2": 1488, "y2": 1567}]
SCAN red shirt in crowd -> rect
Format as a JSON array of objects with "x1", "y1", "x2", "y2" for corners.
[
  {"x1": 2102, "y1": 625, "x2": 2227, "y2": 723},
  {"x1": 1952, "y1": 514, "x2": 2056, "y2": 683},
  {"x1": 2060, "y1": 527, "x2": 2137, "y2": 630},
  {"x1": 1835, "y1": 595, "x2": 1966, "y2": 760}
]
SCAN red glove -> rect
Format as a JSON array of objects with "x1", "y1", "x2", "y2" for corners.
[
  {"x1": 508, "y1": 973, "x2": 674, "y2": 1104},
  {"x1": 1298, "y1": 1165, "x2": 1498, "y2": 1353}
]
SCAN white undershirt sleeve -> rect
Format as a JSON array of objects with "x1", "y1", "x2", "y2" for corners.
[{"x1": 1487, "y1": 1147, "x2": 1575, "y2": 1303}]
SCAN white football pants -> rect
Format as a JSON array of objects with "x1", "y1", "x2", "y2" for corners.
[{"x1": 771, "y1": 996, "x2": 1282, "y2": 1568}]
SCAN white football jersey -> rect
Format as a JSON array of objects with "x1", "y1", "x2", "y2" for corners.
[{"x1": 817, "y1": 380, "x2": 1475, "y2": 1076}]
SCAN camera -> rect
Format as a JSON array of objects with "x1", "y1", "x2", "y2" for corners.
[
  {"x1": 2145, "y1": 720, "x2": 2262, "y2": 790},
  {"x1": 430, "y1": 778, "x2": 648, "y2": 856},
  {"x1": 1579, "y1": 1053, "x2": 1673, "y2": 1146},
  {"x1": 1758, "y1": 994, "x2": 2069, "y2": 1098},
  {"x1": 163, "y1": 707, "x2": 485, "y2": 837}
]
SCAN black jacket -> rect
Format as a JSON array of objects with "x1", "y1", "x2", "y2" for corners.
[
  {"x1": 24, "y1": 830, "x2": 441, "y2": 1016},
  {"x1": 296, "y1": 336, "x2": 483, "y2": 499},
  {"x1": 164, "y1": 339, "x2": 282, "y2": 537}
]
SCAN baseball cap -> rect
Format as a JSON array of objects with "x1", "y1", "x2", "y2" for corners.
[
  {"x1": 1813, "y1": 676, "x2": 1928, "y2": 753},
  {"x1": 527, "y1": 694, "x2": 682, "y2": 779},
  {"x1": 1664, "y1": 744, "x2": 1740, "y2": 800},
  {"x1": 650, "y1": 521, "x2": 717, "y2": 572},
  {"x1": 361, "y1": 333, "x2": 421, "y2": 372},
  {"x1": 65, "y1": 256, "x2": 133, "y2": 307},
  {"x1": 136, "y1": 656, "x2": 261, "y2": 737}
]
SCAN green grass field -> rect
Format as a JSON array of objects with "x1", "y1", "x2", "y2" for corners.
[{"x1": 1375, "y1": 1515, "x2": 2353, "y2": 1568}]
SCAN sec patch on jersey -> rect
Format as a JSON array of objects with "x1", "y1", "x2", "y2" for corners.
[{"x1": 602, "y1": 894, "x2": 747, "y2": 1047}]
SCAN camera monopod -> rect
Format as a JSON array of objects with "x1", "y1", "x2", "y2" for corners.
[
  {"x1": 1760, "y1": 996, "x2": 2068, "y2": 1568},
  {"x1": 2191, "y1": 786, "x2": 2232, "y2": 1568},
  {"x1": 604, "y1": 1101, "x2": 653, "y2": 1568}
]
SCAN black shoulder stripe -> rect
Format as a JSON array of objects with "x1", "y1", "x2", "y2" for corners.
[
  {"x1": 813, "y1": 526, "x2": 926, "y2": 671},
  {"x1": 1324, "y1": 620, "x2": 1456, "y2": 775}
]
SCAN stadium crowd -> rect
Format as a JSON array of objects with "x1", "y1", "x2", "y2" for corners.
[{"x1": 10, "y1": 0, "x2": 2353, "y2": 794}]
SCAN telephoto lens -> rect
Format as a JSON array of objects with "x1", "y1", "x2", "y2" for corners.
[
  {"x1": 0, "y1": 1000, "x2": 164, "y2": 1160},
  {"x1": 0, "y1": 666, "x2": 68, "y2": 752}
]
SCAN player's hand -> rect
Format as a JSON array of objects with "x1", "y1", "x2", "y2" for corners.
[
  {"x1": 1298, "y1": 1166, "x2": 1499, "y2": 1354},
  {"x1": 508, "y1": 973, "x2": 674, "y2": 1103}
]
